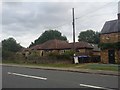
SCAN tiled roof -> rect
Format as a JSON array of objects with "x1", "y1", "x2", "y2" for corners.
[
  {"x1": 101, "y1": 19, "x2": 120, "y2": 34},
  {"x1": 40, "y1": 39, "x2": 70, "y2": 50},
  {"x1": 30, "y1": 39, "x2": 93, "y2": 50},
  {"x1": 89, "y1": 44, "x2": 100, "y2": 51},
  {"x1": 30, "y1": 45, "x2": 42, "y2": 50},
  {"x1": 69, "y1": 41, "x2": 93, "y2": 49}
]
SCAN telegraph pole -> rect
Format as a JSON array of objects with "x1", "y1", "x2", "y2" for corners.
[{"x1": 72, "y1": 8, "x2": 75, "y2": 51}]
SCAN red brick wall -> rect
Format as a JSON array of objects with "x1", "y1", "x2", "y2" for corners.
[
  {"x1": 93, "y1": 51, "x2": 100, "y2": 56},
  {"x1": 100, "y1": 49, "x2": 120, "y2": 64},
  {"x1": 100, "y1": 33, "x2": 120, "y2": 43},
  {"x1": 100, "y1": 32, "x2": 120, "y2": 64},
  {"x1": 100, "y1": 50, "x2": 109, "y2": 63},
  {"x1": 115, "y1": 50, "x2": 120, "y2": 63}
]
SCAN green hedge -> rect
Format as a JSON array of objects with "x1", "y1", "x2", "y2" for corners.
[
  {"x1": 48, "y1": 50, "x2": 74, "y2": 60},
  {"x1": 99, "y1": 42, "x2": 120, "y2": 50}
]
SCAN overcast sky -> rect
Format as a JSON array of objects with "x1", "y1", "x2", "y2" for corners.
[{"x1": 1, "y1": 0, "x2": 119, "y2": 48}]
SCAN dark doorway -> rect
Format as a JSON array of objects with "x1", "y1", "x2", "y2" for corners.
[{"x1": 108, "y1": 50, "x2": 115, "y2": 64}]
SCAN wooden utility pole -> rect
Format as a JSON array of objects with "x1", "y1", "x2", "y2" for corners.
[{"x1": 72, "y1": 8, "x2": 75, "y2": 51}]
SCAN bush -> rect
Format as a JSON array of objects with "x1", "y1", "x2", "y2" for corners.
[
  {"x1": 47, "y1": 50, "x2": 74, "y2": 60},
  {"x1": 63, "y1": 50, "x2": 74, "y2": 56},
  {"x1": 61, "y1": 50, "x2": 74, "y2": 59},
  {"x1": 99, "y1": 42, "x2": 120, "y2": 50},
  {"x1": 47, "y1": 52, "x2": 59, "y2": 57},
  {"x1": 2, "y1": 50, "x2": 15, "y2": 60}
]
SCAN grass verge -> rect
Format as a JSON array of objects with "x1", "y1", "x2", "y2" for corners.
[{"x1": 2, "y1": 60, "x2": 119, "y2": 71}]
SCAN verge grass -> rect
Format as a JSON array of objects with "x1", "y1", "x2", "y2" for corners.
[{"x1": 2, "y1": 60, "x2": 119, "y2": 71}]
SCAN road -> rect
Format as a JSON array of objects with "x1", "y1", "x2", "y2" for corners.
[{"x1": 2, "y1": 66, "x2": 119, "y2": 89}]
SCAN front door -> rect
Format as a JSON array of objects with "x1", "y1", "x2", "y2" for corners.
[{"x1": 108, "y1": 50, "x2": 115, "y2": 64}]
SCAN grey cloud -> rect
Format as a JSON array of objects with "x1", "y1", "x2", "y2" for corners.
[
  {"x1": 2, "y1": 2, "x2": 118, "y2": 47},
  {"x1": 118, "y1": 1, "x2": 120, "y2": 13}
]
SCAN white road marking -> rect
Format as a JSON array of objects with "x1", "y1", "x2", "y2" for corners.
[
  {"x1": 80, "y1": 84, "x2": 114, "y2": 90},
  {"x1": 8, "y1": 72, "x2": 47, "y2": 80}
]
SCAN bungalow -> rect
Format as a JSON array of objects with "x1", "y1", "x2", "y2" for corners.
[
  {"x1": 69, "y1": 41, "x2": 93, "y2": 56},
  {"x1": 89, "y1": 44, "x2": 101, "y2": 56},
  {"x1": 29, "y1": 39, "x2": 94, "y2": 57},
  {"x1": 30, "y1": 39, "x2": 70, "y2": 56},
  {"x1": 100, "y1": 13, "x2": 120, "y2": 64}
]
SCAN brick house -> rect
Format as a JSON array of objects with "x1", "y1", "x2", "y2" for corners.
[
  {"x1": 100, "y1": 13, "x2": 120, "y2": 64},
  {"x1": 69, "y1": 41, "x2": 93, "y2": 56},
  {"x1": 29, "y1": 39, "x2": 94, "y2": 57},
  {"x1": 89, "y1": 44, "x2": 100, "y2": 56},
  {"x1": 29, "y1": 39, "x2": 70, "y2": 56}
]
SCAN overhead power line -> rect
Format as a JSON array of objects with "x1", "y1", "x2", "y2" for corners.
[
  {"x1": 44, "y1": 2, "x2": 117, "y2": 30},
  {"x1": 75, "y1": 2, "x2": 117, "y2": 20}
]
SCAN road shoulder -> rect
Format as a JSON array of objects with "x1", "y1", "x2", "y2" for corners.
[{"x1": 1, "y1": 63, "x2": 119, "y2": 76}]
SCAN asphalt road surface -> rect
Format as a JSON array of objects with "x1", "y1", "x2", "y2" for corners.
[{"x1": 2, "y1": 66, "x2": 119, "y2": 89}]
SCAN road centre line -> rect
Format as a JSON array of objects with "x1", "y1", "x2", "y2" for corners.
[
  {"x1": 80, "y1": 84, "x2": 114, "y2": 90},
  {"x1": 8, "y1": 72, "x2": 47, "y2": 80}
]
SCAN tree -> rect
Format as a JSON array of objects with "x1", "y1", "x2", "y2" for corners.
[
  {"x1": 78, "y1": 30, "x2": 100, "y2": 44},
  {"x1": 2, "y1": 37, "x2": 22, "y2": 59},
  {"x1": 29, "y1": 30, "x2": 67, "y2": 47},
  {"x1": 2, "y1": 37, "x2": 22, "y2": 52}
]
